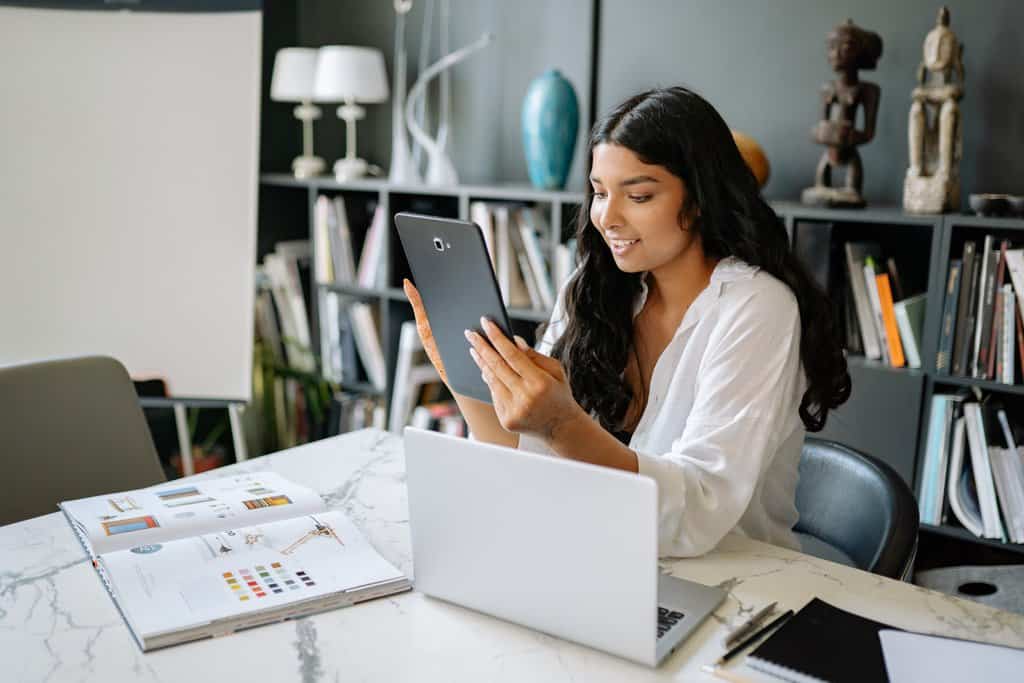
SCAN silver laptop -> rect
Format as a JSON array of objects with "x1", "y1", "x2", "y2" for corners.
[{"x1": 403, "y1": 427, "x2": 726, "y2": 667}]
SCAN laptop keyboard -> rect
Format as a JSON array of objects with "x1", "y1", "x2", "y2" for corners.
[{"x1": 657, "y1": 606, "x2": 685, "y2": 639}]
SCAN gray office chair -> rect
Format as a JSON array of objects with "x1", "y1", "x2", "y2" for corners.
[
  {"x1": 0, "y1": 356, "x2": 166, "y2": 526},
  {"x1": 793, "y1": 438, "x2": 919, "y2": 581}
]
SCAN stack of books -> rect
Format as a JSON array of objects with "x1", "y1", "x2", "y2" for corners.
[
  {"x1": 918, "y1": 393, "x2": 1024, "y2": 543},
  {"x1": 935, "y1": 236, "x2": 1024, "y2": 384},
  {"x1": 843, "y1": 242, "x2": 926, "y2": 369}
]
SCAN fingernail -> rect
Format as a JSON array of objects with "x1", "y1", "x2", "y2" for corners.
[
  {"x1": 464, "y1": 329, "x2": 472, "y2": 341},
  {"x1": 480, "y1": 316, "x2": 490, "y2": 329},
  {"x1": 514, "y1": 335, "x2": 529, "y2": 350}
]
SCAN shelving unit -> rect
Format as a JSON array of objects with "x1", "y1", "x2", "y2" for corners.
[
  {"x1": 260, "y1": 172, "x2": 584, "y2": 424},
  {"x1": 259, "y1": 173, "x2": 1024, "y2": 556}
]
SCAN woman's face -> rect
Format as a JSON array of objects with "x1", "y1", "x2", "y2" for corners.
[{"x1": 589, "y1": 142, "x2": 698, "y2": 274}]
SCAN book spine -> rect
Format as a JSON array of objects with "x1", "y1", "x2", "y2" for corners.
[
  {"x1": 1003, "y1": 284, "x2": 1015, "y2": 384},
  {"x1": 846, "y1": 244, "x2": 882, "y2": 360},
  {"x1": 987, "y1": 241, "x2": 1010, "y2": 379},
  {"x1": 952, "y1": 241, "x2": 977, "y2": 376},
  {"x1": 936, "y1": 260, "x2": 962, "y2": 375},
  {"x1": 864, "y1": 261, "x2": 891, "y2": 365},
  {"x1": 876, "y1": 274, "x2": 905, "y2": 367},
  {"x1": 894, "y1": 302, "x2": 921, "y2": 369},
  {"x1": 972, "y1": 237, "x2": 994, "y2": 378}
]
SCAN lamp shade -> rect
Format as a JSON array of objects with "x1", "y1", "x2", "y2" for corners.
[
  {"x1": 313, "y1": 46, "x2": 389, "y2": 104},
  {"x1": 270, "y1": 47, "x2": 319, "y2": 102}
]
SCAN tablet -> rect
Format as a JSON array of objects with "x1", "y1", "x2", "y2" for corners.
[{"x1": 394, "y1": 212, "x2": 513, "y2": 403}]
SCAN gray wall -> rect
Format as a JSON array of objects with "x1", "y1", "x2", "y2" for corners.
[
  {"x1": 597, "y1": 0, "x2": 1024, "y2": 205},
  {"x1": 293, "y1": 0, "x2": 593, "y2": 190}
]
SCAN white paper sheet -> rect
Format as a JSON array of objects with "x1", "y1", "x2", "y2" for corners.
[{"x1": 880, "y1": 629, "x2": 1024, "y2": 682}]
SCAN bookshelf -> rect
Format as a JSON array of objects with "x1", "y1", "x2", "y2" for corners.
[
  {"x1": 259, "y1": 173, "x2": 584, "y2": 430},
  {"x1": 259, "y1": 174, "x2": 1024, "y2": 555}
]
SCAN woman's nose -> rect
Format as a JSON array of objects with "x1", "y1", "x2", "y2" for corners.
[{"x1": 597, "y1": 196, "x2": 623, "y2": 229}]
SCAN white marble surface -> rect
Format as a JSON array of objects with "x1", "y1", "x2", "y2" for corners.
[{"x1": 3, "y1": 428, "x2": 1023, "y2": 683}]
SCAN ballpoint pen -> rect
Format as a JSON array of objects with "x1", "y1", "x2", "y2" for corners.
[
  {"x1": 714, "y1": 609, "x2": 795, "y2": 667},
  {"x1": 724, "y1": 601, "x2": 777, "y2": 648}
]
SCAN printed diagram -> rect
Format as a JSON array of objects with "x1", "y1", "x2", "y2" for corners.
[
  {"x1": 156, "y1": 486, "x2": 215, "y2": 508},
  {"x1": 242, "y1": 495, "x2": 292, "y2": 510},
  {"x1": 282, "y1": 516, "x2": 344, "y2": 555},
  {"x1": 102, "y1": 515, "x2": 160, "y2": 536},
  {"x1": 107, "y1": 495, "x2": 142, "y2": 513},
  {"x1": 200, "y1": 529, "x2": 240, "y2": 558}
]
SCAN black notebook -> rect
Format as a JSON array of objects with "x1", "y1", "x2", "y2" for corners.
[{"x1": 746, "y1": 598, "x2": 900, "y2": 683}]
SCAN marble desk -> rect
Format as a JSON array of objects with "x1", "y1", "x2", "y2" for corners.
[{"x1": 3, "y1": 428, "x2": 1024, "y2": 683}]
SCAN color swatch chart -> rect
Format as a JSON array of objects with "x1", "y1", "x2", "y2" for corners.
[{"x1": 222, "y1": 562, "x2": 316, "y2": 602}]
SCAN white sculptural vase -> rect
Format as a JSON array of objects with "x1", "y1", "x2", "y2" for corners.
[
  {"x1": 389, "y1": 1, "x2": 421, "y2": 184},
  {"x1": 405, "y1": 32, "x2": 493, "y2": 186}
]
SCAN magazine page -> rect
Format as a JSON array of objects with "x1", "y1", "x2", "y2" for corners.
[
  {"x1": 100, "y1": 511, "x2": 407, "y2": 643},
  {"x1": 61, "y1": 472, "x2": 327, "y2": 555}
]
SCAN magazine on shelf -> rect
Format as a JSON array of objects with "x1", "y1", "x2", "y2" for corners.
[{"x1": 60, "y1": 472, "x2": 410, "y2": 651}]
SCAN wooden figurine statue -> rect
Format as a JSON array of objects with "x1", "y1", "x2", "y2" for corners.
[
  {"x1": 802, "y1": 19, "x2": 883, "y2": 208},
  {"x1": 903, "y1": 6, "x2": 965, "y2": 214}
]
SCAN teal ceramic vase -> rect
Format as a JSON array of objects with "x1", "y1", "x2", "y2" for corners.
[{"x1": 521, "y1": 70, "x2": 579, "y2": 191}]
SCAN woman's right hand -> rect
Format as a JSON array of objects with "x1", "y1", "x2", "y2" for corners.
[{"x1": 403, "y1": 278, "x2": 449, "y2": 388}]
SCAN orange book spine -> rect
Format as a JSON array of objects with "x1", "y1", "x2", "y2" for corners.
[{"x1": 876, "y1": 274, "x2": 906, "y2": 367}]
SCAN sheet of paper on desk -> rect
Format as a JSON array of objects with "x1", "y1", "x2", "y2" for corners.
[{"x1": 879, "y1": 629, "x2": 1024, "y2": 682}]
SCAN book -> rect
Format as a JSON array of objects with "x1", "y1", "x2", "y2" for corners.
[
  {"x1": 844, "y1": 242, "x2": 883, "y2": 361},
  {"x1": 875, "y1": 273, "x2": 905, "y2": 367},
  {"x1": 918, "y1": 394, "x2": 962, "y2": 524},
  {"x1": 356, "y1": 206, "x2": 386, "y2": 289},
  {"x1": 746, "y1": 597, "x2": 898, "y2": 683},
  {"x1": 972, "y1": 236, "x2": 995, "y2": 378},
  {"x1": 953, "y1": 241, "x2": 979, "y2": 376},
  {"x1": 893, "y1": 293, "x2": 926, "y2": 369},
  {"x1": 935, "y1": 259, "x2": 961, "y2": 375},
  {"x1": 947, "y1": 414, "x2": 983, "y2": 536},
  {"x1": 863, "y1": 257, "x2": 891, "y2": 365},
  {"x1": 348, "y1": 302, "x2": 387, "y2": 390},
  {"x1": 59, "y1": 472, "x2": 410, "y2": 651},
  {"x1": 963, "y1": 402, "x2": 1007, "y2": 540},
  {"x1": 985, "y1": 241, "x2": 1010, "y2": 380},
  {"x1": 517, "y1": 206, "x2": 556, "y2": 310}
]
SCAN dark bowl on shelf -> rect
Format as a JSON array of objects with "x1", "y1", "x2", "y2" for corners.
[
  {"x1": 968, "y1": 193, "x2": 1013, "y2": 217},
  {"x1": 1007, "y1": 195, "x2": 1024, "y2": 218}
]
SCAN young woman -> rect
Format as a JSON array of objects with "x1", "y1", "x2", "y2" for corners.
[{"x1": 403, "y1": 86, "x2": 850, "y2": 557}]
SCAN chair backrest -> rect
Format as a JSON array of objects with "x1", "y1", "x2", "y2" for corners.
[
  {"x1": 0, "y1": 356, "x2": 165, "y2": 526},
  {"x1": 794, "y1": 438, "x2": 919, "y2": 579}
]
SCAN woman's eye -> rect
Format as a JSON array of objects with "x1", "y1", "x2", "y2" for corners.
[
  {"x1": 592, "y1": 191, "x2": 607, "y2": 199},
  {"x1": 630, "y1": 195, "x2": 652, "y2": 203}
]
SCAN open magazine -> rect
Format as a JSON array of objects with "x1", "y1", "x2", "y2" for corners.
[{"x1": 60, "y1": 472, "x2": 410, "y2": 651}]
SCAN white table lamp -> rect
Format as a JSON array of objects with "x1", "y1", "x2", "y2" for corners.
[
  {"x1": 313, "y1": 46, "x2": 389, "y2": 182},
  {"x1": 271, "y1": 47, "x2": 326, "y2": 178}
]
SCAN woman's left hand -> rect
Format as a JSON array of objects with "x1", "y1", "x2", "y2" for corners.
[{"x1": 465, "y1": 317, "x2": 586, "y2": 442}]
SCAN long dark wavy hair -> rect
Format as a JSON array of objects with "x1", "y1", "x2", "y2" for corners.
[{"x1": 549, "y1": 86, "x2": 850, "y2": 433}]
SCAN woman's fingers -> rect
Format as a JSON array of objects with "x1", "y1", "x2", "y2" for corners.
[
  {"x1": 516, "y1": 342, "x2": 565, "y2": 380},
  {"x1": 466, "y1": 328, "x2": 525, "y2": 392},
  {"x1": 471, "y1": 348, "x2": 512, "y2": 404},
  {"x1": 478, "y1": 317, "x2": 546, "y2": 381}
]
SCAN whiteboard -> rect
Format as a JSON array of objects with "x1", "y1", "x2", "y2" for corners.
[{"x1": 0, "y1": 5, "x2": 261, "y2": 401}]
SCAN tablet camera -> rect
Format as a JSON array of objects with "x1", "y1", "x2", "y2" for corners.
[{"x1": 433, "y1": 237, "x2": 445, "y2": 252}]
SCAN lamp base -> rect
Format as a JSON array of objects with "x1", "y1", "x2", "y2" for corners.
[
  {"x1": 292, "y1": 155, "x2": 326, "y2": 179},
  {"x1": 333, "y1": 157, "x2": 369, "y2": 182}
]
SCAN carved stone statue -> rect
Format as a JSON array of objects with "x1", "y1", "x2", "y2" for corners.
[
  {"x1": 802, "y1": 19, "x2": 883, "y2": 208},
  {"x1": 903, "y1": 6, "x2": 965, "y2": 214}
]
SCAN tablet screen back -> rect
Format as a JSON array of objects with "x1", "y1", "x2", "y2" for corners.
[{"x1": 395, "y1": 212, "x2": 512, "y2": 403}]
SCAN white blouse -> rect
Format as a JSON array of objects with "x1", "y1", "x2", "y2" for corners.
[{"x1": 518, "y1": 257, "x2": 807, "y2": 557}]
